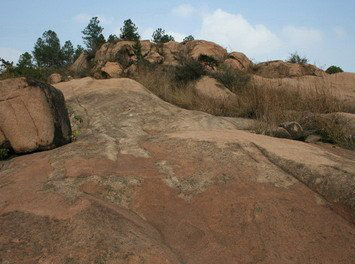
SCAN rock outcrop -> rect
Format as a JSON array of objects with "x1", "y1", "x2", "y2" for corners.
[
  {"x1": 0, "y1": 77, "x2": 71, "y2": 153},
  {"x1": 253, "y1": 60, "x2": 326, "y2": 78},
  {"x1": 1, "y1": 77, "x2": 355, "y2": 263},
  {"x1": 195, "y1": 76, "x2": 234, "y2": 100},
  {"x1": 70, "y1": 40, "x2": 230, "y2": 77},
  {"x1": 224, "y1": 52, "x2": 252, "y2": 72},
  {"x1": 251, "y1": 72, "x2": 355, "y2": 106}
]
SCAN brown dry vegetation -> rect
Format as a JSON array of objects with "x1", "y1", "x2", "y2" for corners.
[{"x1": 132, "y1": 60, "x2": 355, "y2": 150}]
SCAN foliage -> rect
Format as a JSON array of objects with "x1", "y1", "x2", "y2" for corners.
[
  {"x1": 108, "y1": 34, "x2": 119, "y2": 43},
  {"x1": 133, "y1": 40, "x2": 143, "y2": 61},
  {"x1": 120, "y1": 19, "x2": 140, "y2": 41},
  {"x1": 61, "y1": 40, "x2": 75, "y2": 66},
  {"x1": 210, "y1": 64, "x2": 250, "y2": 92},
  {"x1": 33, "y1": 30, "x2": 63, "y2": 68},
  {"x1": 326, "y1": 65, "x2": 344, "y2": 74},
  {"x1": 74, "y1": 45, "x2": 84, "y2": 61},
  {"x1": 183, "y1": 35, "x2": 195, "y2": 42},
  {"x1": 175, "y1": 57, "x2": 205, "y2": 83},
  {"x1": 287, "y1": 52, "x2": 308, "y2": 64},
  {"x1": 152, "y1": 28, "x2": 174, "y2": 44},
  {"x1": 82, "y1": 17, "x2": 106, "y2": 54},
  {"x1": 0, "y1": 147, "x2": 9, "y2": 160},
  {"x1": 17, "y1": 52, "x2": 34, "y2": 69},
  {"x1": 0, "y1": 58, "x2": 13, "y2": 74}
]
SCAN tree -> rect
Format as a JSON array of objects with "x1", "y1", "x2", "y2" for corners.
[
  {"x1": 82, "y1": 17, "x2": 106, "y2": 54},
  {"x1": 326, "y1": 65, "x2": 344, "y2": 74},
  {"x1": 0, "y1": 58, "x2": 13, "y2": 73},
  {"x1": 61, "y1": 41, "x2": 75, "y2": 65},
  {"x1": 33, "y1": 30, "x2": 63, "y2": 67},
  {"x1": 152, "y1": 28, "x2": 174, "y2": 44},
  {"x1": 17, "y1": 52, "x2": 33, "y2": 69},
  {"x1": 183, "y1": 35, "x2": 195, "y2": 42},
  {"x1": 108, "y1": 34, "x2": 119, "y2": 43},
  {"x1": 120, "y1": 19, "x2": 140, "y2": 41}
]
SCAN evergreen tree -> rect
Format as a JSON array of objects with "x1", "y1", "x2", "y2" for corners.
[
  {"x1": 108, "y1": 34, "x2": 119, "y2": 43},
  {"x1": 33, "y1": 30, "x2": 62, "y2": 67},
  {"x1": 61, "y1": 40, "x2": 75, "y2": 65},
  {"x1": 17, "y1": 52, "x2": 33, "y2": 69},
  {"x1": 82, "y1": 17, "x2": 106, "y2": 54},
  {"x1": 120, "y1": 19, "x2": 140, "y2": 41},
  {"x1": 183, "y1": 35, "x2": 195, "y2": 42},
  {"x1": 152, "y1": 28, "x2": 174, "y2": 43}
]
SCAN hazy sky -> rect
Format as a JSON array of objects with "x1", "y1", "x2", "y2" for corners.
[{"x1": 1, "y1": 0, "x2": 354, "y2": 71}]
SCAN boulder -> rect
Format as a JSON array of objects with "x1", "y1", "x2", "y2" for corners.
[
  {"x1": 305, "y1": 134, "x2": 323, "y2": 143},
  {"x1": 101, "y1": 62, "x2": 123, "y2": 78},
  {"x1": 48, "y1": 73, "x2": 62, "y2": 84},
  {"x1": 253, "y1": 60, "x2": 326, "y2": 78},
  {"x1": 195, "y1": 76, "x2": 234, "y2": 100},
  {"x1": 268, "y1": 127, "x2": 292, "y2": 139},
  {"x1": 183, "y1": 40, "x2": 228, "y2": 62},
  {"x1": 145, "y1": 50, "x2": 164, "y2": 64},
  {"x1": 0, "y1": 77, "x2": 71, "y2": 153},
  {"x1": 279, "y1": 121, "x2": 304, "y2": 140},
  {"x1": 224, "y1": 52, "x2": 252, "y2": 72},
  {"x1": 70, "y1": 53, "x2": 90, "y2": 75}
]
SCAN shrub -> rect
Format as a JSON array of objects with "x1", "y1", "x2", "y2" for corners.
[
  {"x1": 326, "y1": 65, "x2": 344, "y2": 74},
  {"x1": 210, "y1": 64, "x2": 250, "y2": 92},
  {"x1": 174, "y1": 58, "x2": 205, "y2": 83},
  {"x1": 287, "y1": 52, "x2": 308, "y2": 64}
]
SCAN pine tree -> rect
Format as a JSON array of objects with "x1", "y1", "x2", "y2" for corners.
[
  {"x1": 152, "y1": 28, "x2": 174, "y2": 44},
  {"x1": 33, "y1": 30, "x2": 62, "y2": 68},
  {"x1": 120, "y1": 19, "x2": 140, "y2": 41},
  {"x1": 82, "y1": 17, "x2": 106, "y2": 54},
  {"x1": 61, "y1": 41, "x2": 75, "y2": 65},
  {"x1": 17, "y1": 52, "x2": 33, "y2": 69}
]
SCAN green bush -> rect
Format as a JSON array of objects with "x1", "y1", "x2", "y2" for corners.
[
  {"x1": 210, "y1": 64, "x2": 250, "y2": 92},
  {"x1": 287, "y1": 52, "x2": 308, "y2": 64},
  {"x1": 326, "y1": 65, "x2": 344, "y2": 74},
  {"x1": 174, "y1": 58, "x2": 205, "y2": 83}
]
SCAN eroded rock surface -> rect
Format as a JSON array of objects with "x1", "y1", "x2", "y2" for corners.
[{"x1": 1, "y1": 77, "x2": 355, "y2": 263}]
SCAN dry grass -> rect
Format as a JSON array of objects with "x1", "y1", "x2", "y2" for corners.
[{"x1": 132, "y1": 62, "x2": 355, "y2": 150}]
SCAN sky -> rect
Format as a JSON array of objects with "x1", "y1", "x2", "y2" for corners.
[{"x1": 1, "y1": 0, "x2": 354, "y2": 72}]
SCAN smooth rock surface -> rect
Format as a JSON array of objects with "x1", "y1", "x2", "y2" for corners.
[{"x1": 1, "y1": 77, "x2": 355, "y2": 263}]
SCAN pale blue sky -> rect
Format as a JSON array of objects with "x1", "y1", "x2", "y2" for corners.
[{"x1": 1, "y1": 0, "x2": 354, "y2": 71}]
